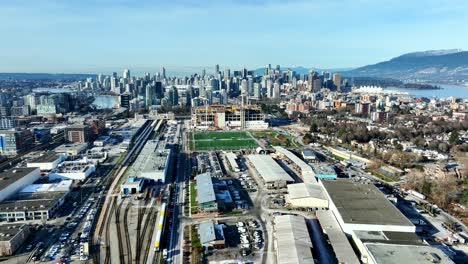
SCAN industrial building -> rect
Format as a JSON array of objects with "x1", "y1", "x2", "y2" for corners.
[
  {"x1": 48, "y1": 158, "x2": 96, "y2": 181},
  {"x1": 195, "y1": 172, "x2": 218, "y2": 212},
  {"x1": 120, "y1": 177, "x2": 144, "y2": 195},
  {"x1": 0, "y1": 167, "x2": 41, "y2": 202},
  {"x1": 246, "y1": 155, "x2": 294, "y2": 188},
  {"x1": 286, "y1": 183, "x2": 328, "y2": 209},
  {"x1": 316, "y1": 210, "x2": 360, "y2": 264},
  {"x1": 126, "y1": 140, "x2": 171, "y2": 183},
  {"x1": 310, "y1": 163, "x2": 337, "y2": 179},
  {"x1": 191, "y1": 104, "x2": 268, "y2": 130},
  {"x1": 321, "y1": 179, "x2": 415, "y2": 234},
  {"x1": 26, "y1": 152, "x2": 66, "y2": 171},
  {"x1": 352, "y1": 230, "x2": 454, "y2": 264},
  {"x1": 273, "y1": 146, "x2": 316, "y2": 183},
  {"x1": 273, "y1": 215, "x2": 314, "y2": 264},
  {"x1": 197, "y1": 220, "x2": 225, "y2": 248},
  {"x1": 0, "y1": 224, "x2": 30, "y2": 256}
]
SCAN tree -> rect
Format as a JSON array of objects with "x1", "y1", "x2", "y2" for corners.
[
  {"x1": 460, "y1": 189, "x2": 468, "y2": 206},
  {"x1": 438, "y1": 142, "x2": 450, "y2": 153},
  {"x1": 449, "y1": 130, "x2": 459, "y2": 145},
  {"x1": 310, "y1": 123, "x2": 318, "y2": 133}
]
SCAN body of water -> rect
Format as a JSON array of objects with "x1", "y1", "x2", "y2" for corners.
[
  {"x1": 384, "y1": 83, "x2": 468, "y2": 98},
  {"x1": 92, "y1": 95, "x2": 119, "y2": 109},
  {"x1": 33, "y1": 87, "x2": 73, "y2": 93}
]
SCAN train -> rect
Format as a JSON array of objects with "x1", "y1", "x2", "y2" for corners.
[{"x1": 154, "y1": 202, "x2": 167, "y2": 252}]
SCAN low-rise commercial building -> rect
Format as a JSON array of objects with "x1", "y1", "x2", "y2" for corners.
[
  {"x1": 321, "y1": 179, "x2": 415, "y2": 234},
  {"x1": 0, "y1": 224, "x2": 30, "y2": 256},
  {"x1": 0, "y1": 167, "x2": 41, "y2": 202},
  {"x1": 197, "y1": 220, "x2": 225, "y2": 248},
  {"x1": 246, "y1": 155, "x2": 294, "y2": 188},
  {"x1": 273, "y1": 215, "x2": 314, "y2": 264},
  {"x1": 286, "y1": 183, "x2": 328, "y2": 209},
  {"x1": 0, "y1": 191, "x2": 67, "y2": 222},
  {"x1": 195, "y1": 172, "x2": 218, "y2": 212}
]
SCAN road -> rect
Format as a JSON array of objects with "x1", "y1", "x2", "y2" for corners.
[{"x1": 166, "y1": 122, "x2": 189, "y2": 264}]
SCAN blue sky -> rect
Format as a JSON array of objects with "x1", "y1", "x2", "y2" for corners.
[{"x1": 0, "y1": 0, "x2": 467, "y2": 73}]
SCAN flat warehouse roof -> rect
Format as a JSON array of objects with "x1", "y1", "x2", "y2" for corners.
[
  {"x1": 0, "y1": 167, "x2": 39, "y2": 192},
  {"x1": 195, "y1": 172, "x2": 216, "y2": 204},
  {"x1": 316, "y1": 210, "x2": 360, "y2": 264},
  {"x1": 322, "y1": 179, "x2": 414, "y2": 227},
  {"x1": 246, "y1": 155, "x2": 294, "y2": 183},
  {"x1": 287, "y1": 183, "x2": 326, "y2": 200},
  {"x1": 274, "y1": 215, "x2": 314, "y2": 264},
  {"x1": 365, "y1": 243, "x2": 454, "y2": 264},
  {"x1": 30, "y1": 152, "x2": 62, "y2": 163},
  {"x1": 273, "y1": 146, "x2": 312, "y2": 172}
]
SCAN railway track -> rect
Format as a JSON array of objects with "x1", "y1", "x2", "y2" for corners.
[
  {"x1": 103, "y1": 198, "x2": 117, "y2": 264},
  {"x1": 135, "y1": 197, "x2": 150, "y2": 264},
  {"x1": 140, "y1": 200, "x2": 158, "y2": 264},
  {"x1": 123, "y1": 200, "x2": 132, "y2": 264},
  {"x1": 115, "y1": 201, "x2": 125, "y2": 262}
]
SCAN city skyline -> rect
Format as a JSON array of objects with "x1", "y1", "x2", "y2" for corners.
[{"x1": 1, "y1": 0, "x2": 468, "y2": 73}]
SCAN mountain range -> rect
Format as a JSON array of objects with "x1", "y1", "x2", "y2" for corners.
[{"x1": 344, "y1": 49, "x2": 468, "y2": 82}]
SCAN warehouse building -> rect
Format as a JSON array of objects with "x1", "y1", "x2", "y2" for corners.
[
  {"x1": 286, "y1": 183, "x2": 328, "y2": 209},
  {"x1": 0, "y1": 224, "x2": 30, "y2": 256},
  {"x1": 126, "y1": 140, "x2": 171, "y2": 183},
  {"x1": 273, "y1": 146, "x2": 316, "y2": 183},
  {"x1": 0, "y1": 167, "x2": 41, "y2": 202},
  {"x1": 195, "y1": 172, "x2": 218, "y2": 212},
  {"x1": 246, "y1": 155, "x2": 294, "y2": 188},
  {"x1": 273, "y1": 215, "x2": 314, "y2": 264},
  {"x1": 26, "y1": 152, "x2": 66, "y2": 171},
  {"x1": 321, "y1": 179, "x2": 415, "y2": 234},
  {"x1": 316, "y1": 210, "x2": 360, "y2": 264},
  {"x1": 310, "y1": 163, "x2": 337, "y2": 179},
  {"x1": 352, "y1": 230, "x2": 454, "y2": 264}
]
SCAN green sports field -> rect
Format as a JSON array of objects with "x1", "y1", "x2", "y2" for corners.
[{"x1": 190, "y1": 131, "x2": 259, "y2": 150}]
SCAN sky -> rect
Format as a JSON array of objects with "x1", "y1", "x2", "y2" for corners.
[{"x1": 0, "y1": 0, "x2": 467, "y2": 74}]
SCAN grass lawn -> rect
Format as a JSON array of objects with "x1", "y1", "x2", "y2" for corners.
[
  {"x1": 190, "y1": 131, "x2": 258, "y2": 150},
  {"x1": 190, "y1": 182, "x2": 198, "y2": 207},
  {"x1": 251, "y1": 130, "x2": 293, "y2": 146},
  {"x1": 371, "y1": 170, "x2": 397, "y2": 182}
]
